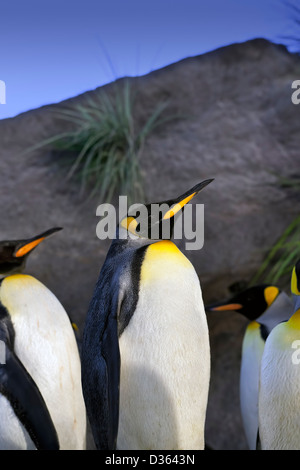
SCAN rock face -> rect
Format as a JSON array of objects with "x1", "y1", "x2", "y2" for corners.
[{"x1": 0, "y1": 38, "x2": 299, "y2": 450}]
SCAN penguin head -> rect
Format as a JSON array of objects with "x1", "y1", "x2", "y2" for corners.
[
  {"x1": 206, "y1": 284, "x2": 280, "y2": 321},
  {"x1": 0, "y1": 227, "x2": 62, "y2": 275},
  {"x1": 118, "y1": 179, "x2": 213, "y2": 242}
]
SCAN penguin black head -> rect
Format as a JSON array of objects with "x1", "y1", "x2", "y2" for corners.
[
  {"x1": 0, "y1": 227, "x2": 62, "y2": 275},
  {"x1": 118, "y1": 179, "x2": 214, "y2": 242},
  {"x1": 291, "y1": 259, "x2": 300, "y2": 296},
  {"x1": 205, "y1": 284, "x2": 281, "y2": 321}
]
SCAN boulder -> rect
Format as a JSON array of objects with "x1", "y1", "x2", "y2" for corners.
[{"x1": 1, "y1": 38, "x2": 299, "y2": 449}]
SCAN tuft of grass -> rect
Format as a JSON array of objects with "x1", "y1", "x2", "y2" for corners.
[
  {"x1": 251, "y1": 172, "x2": 300, "y2": 286},
  {"x1": 30, "y1": 81, "x2": 174, "y2": 203},
  {"x1": 251, "y1": 214, "x2": 300, "y2": 286}
]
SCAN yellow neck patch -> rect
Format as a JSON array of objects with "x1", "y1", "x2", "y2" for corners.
[
  {"x1": 288, "y1": 308, "x2": 300, "y2": 330},
  {"x1": 264, "y1": 286, "x2": 279, "y2": 307},
  {"x1": 246, "y1": 321, "x2": 260, "y2": 332},
  {"x1": 0, "y1": 274, "x2": 36, "y2": 316},
  {"x1": 140, "y1": 240, "x2": 192, "y2": 283},
  {"x1": 291, "y1": 267, "x2": 300, "y2": 295},
  {"x1": 146, "y1": 240, "x2": 188, "y2": 257}
]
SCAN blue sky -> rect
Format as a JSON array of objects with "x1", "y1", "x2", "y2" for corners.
[{"x1": 0, "y1": 0, "x2": 296, "y2": 120}]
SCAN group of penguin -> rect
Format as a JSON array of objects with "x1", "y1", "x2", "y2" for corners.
[{"x1": 1, "y1": 179, "x2": 300, "y2": 450}]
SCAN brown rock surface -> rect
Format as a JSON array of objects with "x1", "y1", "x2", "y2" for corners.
[{"x1": 1, "y1": 38, "x2": 299, "y2": 449}]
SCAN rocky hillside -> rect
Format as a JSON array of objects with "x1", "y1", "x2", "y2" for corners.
[{"x1": 0, "y1": 38, "x2": 299, "y2": 450}]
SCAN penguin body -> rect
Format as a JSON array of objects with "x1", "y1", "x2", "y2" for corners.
[
  {"x1": 82, "y1": 180, "x2": 213, "y2": 450},
  {"x1": 258, "y1": 312, "x2": 300, "y2": 449},
  {"x1": 118, "y1": 240, "x2": 210, "y2": 450},
  {"x1": 206, "y1": 286, "x2": 293, "y2": 450},
  {"x1": 0, "y1": 229, "x2": 86, "y2": 450},
  {"x1": 258, "y1": 261, "x2": 300, "y2": 449},
  {"x1": 239, "y1": 321, "x2": 265, "y2": 450}
]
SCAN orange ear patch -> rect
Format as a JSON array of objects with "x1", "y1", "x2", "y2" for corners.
[{"x1": 264, "y1": 286, "x2": 279, "y2": 307}]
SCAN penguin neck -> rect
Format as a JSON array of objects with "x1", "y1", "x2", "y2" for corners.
[
  {"x1": 0, "y1": 263, "x2": 25, "y2": 279},
  {"x1": 115, "y1": 226, "x2": 173, "y2": 249},
  {"x1": 0, "y1": 272, "x2": 16, "y2": 282},
  {"x1": 256, "y1": 292, "x2": 293, "y2": 334},
  {"x1": 288, "y1": 295, "x2": 300, "y2": 329},
  {"x1": 292, "y1": 294, "x2": 300, "y2": 315},
  {"x1": 287, "y1": 308, "x2": 300, "y2": 330}
]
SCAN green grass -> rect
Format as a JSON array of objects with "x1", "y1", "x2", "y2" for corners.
[
  {"x1": 250, "y1": 0, "x2": 300, "y2": 286},
  {"x1": 251, "y1": 215, "x2": 300, "y2": 286},
  {"x1": 251, "y1": 173, "x2": 300, "y2": 287},
  {"x1": 30, "y1": 81, "x2": 174, "y2": 204}
]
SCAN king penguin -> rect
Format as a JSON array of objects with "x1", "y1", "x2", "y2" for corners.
[
  {"x1": 206, "y1": 284, "x2": 293, "y2": 450},
  {"x1": 81, "y1": 179, "x2": 213, "y2": 450},
  {"x1": 258, "y1": 260, "x2": 300, "y2": 449},
  {"x1": 0, "y1": 228, "x2": 86, "y2": 450}
]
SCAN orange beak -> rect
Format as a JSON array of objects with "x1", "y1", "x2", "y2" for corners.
[
  {"x1": 163, "y1": 179, "x2": 214, "y2": 220},
  {"x1": 15, "y1": 237, "x2": 46, "y2": 257},
  {"x1": 14, "y1": 227, "x2": 62, "y2": 258},
  {"x1": 208, "y1": 303, "x2": 243, "y2": 312}
]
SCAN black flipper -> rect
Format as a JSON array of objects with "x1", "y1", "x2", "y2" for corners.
[
  {"x1": 0, "y1": 346, "x2": 59, "y2": 450},
  {"x1": 81, "y1": 241, "x2": 126, "y2": 450},
  {"x1": 82, "y1": 311, "x2": 120, "y2": 450},
  {"x1": 102, "y1": 313, "x2": 120, "y2": 449}
]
